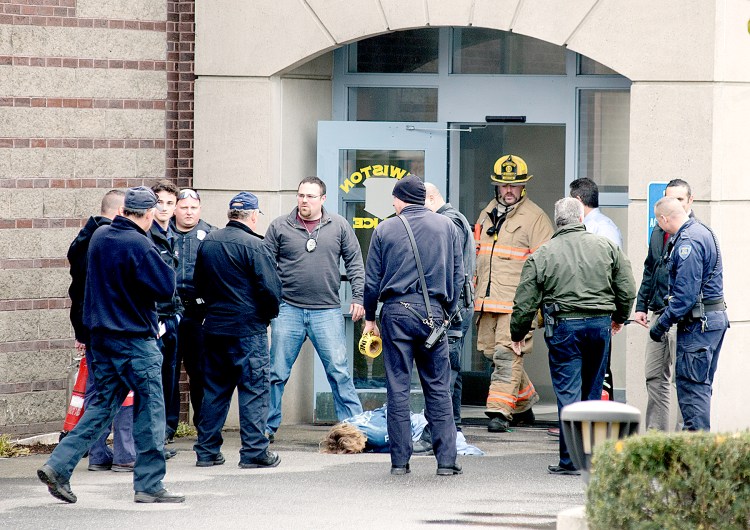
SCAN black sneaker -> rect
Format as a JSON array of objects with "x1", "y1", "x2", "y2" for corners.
[
  {"x1": 111, "y1": 462, "x2": 135, "y2": 473},
  {"x1": 239, "y1": 450, "x2": 280, "y2": 469},
  {"x1": 37, "y1": 464, "x2": 77, "y2": 504},
  {"x1": 510, "y1": 408, "x2": 535, "y2": 426},
  {"x1": 164, "y1": 448, "x2": 177, "y2": 460},
  {"x1": 87, "y1": 463, "x2": 112, "y2": 472},
  {"x1": 134, "y1": 488, "x2": 185, "y2": 503},
  {"x1": 196, "y1": 452, "x2": 225, "y2": 467},
  {"x1": 487, "y1": 416, "x2": 510, "y2": 433},
  {"x1": 412, "y1": 439, "x2": 433, "y2": 454},
  {"x1": 436, "y1": 463, "x2": 463, "y2": 476},
  {"x1": 547, "y1": 464, "x2": 581, "y2": 476},
  {"x1": 390, "y1": 463, "x2": 410, "y2": 475}
]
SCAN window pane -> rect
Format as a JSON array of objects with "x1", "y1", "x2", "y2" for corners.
[
  {"x1": 349, "y1": 29, "x2": 439, "y2": 73},
  {"x1": 452, "y1": 28, "x2": 566, "y2": 75},
  {"x1": 348, "y1": 87, "x2": 438, "y2": 121},
  {"x1": 578, "y1": 90, "x2": 630, "y2": 193},
  {"x1": 337, "y1": 149, "x2": 426, "y2": 389},
  {"x1": 578, "y1": 55, "x2": 619, "y2": 75}
]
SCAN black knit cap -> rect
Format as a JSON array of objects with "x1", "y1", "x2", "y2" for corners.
[{"x1": 392, "y1": 175, "x2": 426, "y2": 205}]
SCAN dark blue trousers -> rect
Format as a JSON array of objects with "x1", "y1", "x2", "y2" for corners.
[
  {"x1": 545, "y1": 316, "x2": 610, "y2": 470},
  {"x1": 447, "y1": 306, "x2": 473, "y2": 427},
  {"x1": 176, "y1": 311, "x2": 206, "y2": 428},
  {"x1": 676, "y1": 310, "x2": 728, "y2": 431},
  {"x1": 381, "y1": 302, "x2": 457, "y2": 468},
  {"x1": 47, "y1": 335, "x2": 166, "y2": 493},
  {"x1": 158, "y1": 315, "x2": 180, "y2": 438},
  {"x1": 194, "y1": 333, "x2": 271, "y2": 464}
]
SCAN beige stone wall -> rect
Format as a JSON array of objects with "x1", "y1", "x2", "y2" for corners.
[
  {"x1": 195, "y1": 1, "x2": 750, "y2": 432},
  {"x1": 0, "y1": 0, "x2": 171, "y2": 437},
  {"x1": 0, "y1": 66, "x2": 167, "y2": 99},
  {"x1": 0, "y1": 26, "x2": 166, "y2": 61}
]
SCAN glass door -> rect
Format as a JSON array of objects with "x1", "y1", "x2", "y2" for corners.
[
  {"x1": 449, "y1": 123, "x2": 566, "y2": 411},
  {"x1": 314, "y1": 121, "x2": 448, "y2": 421}
]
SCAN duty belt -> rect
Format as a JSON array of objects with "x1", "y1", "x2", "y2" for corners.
[
  {"x1": 181, "y1": 298, "x2": 205, "y2": 310},
  {"x1": 702, "y1": 298, "x2": 726, "y2": 312},
  {"x1": 556, "y1": 310, "x2": 609, "y2": 320}
]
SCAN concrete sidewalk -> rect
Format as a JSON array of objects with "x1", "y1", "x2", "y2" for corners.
[{"x1": 0, "y1": 424, "x2": 585, "y2": 529}]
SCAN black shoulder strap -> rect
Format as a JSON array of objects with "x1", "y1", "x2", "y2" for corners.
[{"x1": 398, "y1": 214, "x2": 433, "y2": 323}]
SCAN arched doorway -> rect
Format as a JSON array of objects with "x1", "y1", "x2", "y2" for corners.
[{"x1": 313, "y1": 27, "x2": 631, "y2": 422}]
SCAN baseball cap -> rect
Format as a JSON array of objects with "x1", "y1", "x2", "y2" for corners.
[
  {"x1": 229, "y1": 191, "x2": 262, "y2": 213},
  {"x1": 125, "y1": 186, "x2": 159, "y2": 210}
]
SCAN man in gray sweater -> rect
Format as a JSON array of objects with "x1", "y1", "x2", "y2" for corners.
[{"x1": 264, "y1": 177, "x2": 364, "y2": 440}]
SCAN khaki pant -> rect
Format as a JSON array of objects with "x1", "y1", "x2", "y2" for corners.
[
  {"x1": 477, "y1": 312, "x2": 539, "y2": 418},
  {"x1": 644, "y1": 314, "x2": 681, "y2": 431}
]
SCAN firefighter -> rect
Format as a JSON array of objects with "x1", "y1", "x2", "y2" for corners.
[{"x1": 474, "y1": 155, "x2": 554, "y2": 432}]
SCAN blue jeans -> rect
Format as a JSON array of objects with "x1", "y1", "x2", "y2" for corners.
[
  {"x1": 381, "y1": 301, "x2": 457, "y2": 467},
  {"x1": 195, "y1": 333, "x2": 271, "y2": 463},
  {"x1": 545, "y1": 315, "x2": 611, "y2": 470},
  {"x1": 158, "y1": 315, "x2": 180, "y2": 438},
  {"x1": 676, "y1": 310, "x2": 728, "y2": 431},
  {"x1": 46, "y1": 334, "x2": 166, "y2": 494},
  {"x1": 267, "y1": 303, "x2": 362, "y2": 434},
  {"x1": 84, "y1": 347, "x2": 135, "y2": 466}
]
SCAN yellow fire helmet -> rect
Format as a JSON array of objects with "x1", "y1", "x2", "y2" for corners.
[{"x1": 490, "y1": 154, "x2": 533, "y2": 185}]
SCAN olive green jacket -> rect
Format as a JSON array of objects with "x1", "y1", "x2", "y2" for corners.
[{"x1": 510, "y1": 223, "x2": 636, "y2": 342}]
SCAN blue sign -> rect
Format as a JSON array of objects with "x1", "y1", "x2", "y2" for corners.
[{"x1": 647, "y1": 182, "x2": 668, "y2": 245}]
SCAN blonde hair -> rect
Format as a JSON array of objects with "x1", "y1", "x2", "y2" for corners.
[{"x1": 319, "y1": 422, "x2": 367, "y2": 454}]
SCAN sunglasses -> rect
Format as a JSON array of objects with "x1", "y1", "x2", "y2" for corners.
[{"x1": 177, "y1": 189, "x2": 200, "y2": 201}]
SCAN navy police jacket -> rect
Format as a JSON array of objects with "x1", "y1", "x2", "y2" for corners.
[
  {"x1": 68, "y1": 215, "x2": 111, "y2": 344},
  {"x1": 149, "y1": 223, "x2": 184, "y2": 318},
  {"x1": 194, "y1": 220, "x2": 282, "y2": 337},
  {"x1": 652, "y1": 218, "x2": 724, "y2": 335},
  {"x1": 83, "y1": 216, "x2": 176, "y2": 337},
  {"x1": 364, "y1": 204, "x2": 463, "y2": 321},
  {"x1": 171, "y1": 218, "x2": 216, "y2": 300}
]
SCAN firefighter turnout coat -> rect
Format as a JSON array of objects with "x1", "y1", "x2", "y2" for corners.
[{"x1": 474, "y1": 194, "x2": 554, "y2": 314}]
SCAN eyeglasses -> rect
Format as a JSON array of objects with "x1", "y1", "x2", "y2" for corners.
[
  {"x1": 297, "y1": 193, "x2": 321, "y2": 200},
  {"x1": 178, "y1": 189, "x2": 200, "y2": 201}
]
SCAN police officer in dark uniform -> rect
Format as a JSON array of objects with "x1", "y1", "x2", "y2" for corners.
[
  {"x1": 649, "y1": 196, "x2": 728, "y2": 431},
  {"x1": 425, "y1": 182, "x2": 475, "y2": 430},
  {"x1": 193, "y1": 192, "x2": 283, "y2": 468},
  {"x1": 171, "y1": 189, "x2": 217, "y2": 432},
  {"x1": 363, "y1": 175, "x2": 464, "y2": 476},
  {"x1": 39, "y1": 186, "x2": 183, "y2": 504},
  {"x1": 149, "y1": 180, "x2": 183, "y2": 450}
]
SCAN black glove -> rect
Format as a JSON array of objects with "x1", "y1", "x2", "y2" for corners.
[{"x1": 649, "y1": 320, "x2": 665, "y2": 342}]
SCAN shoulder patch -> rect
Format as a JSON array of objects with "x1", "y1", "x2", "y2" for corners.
[
  {"x1": 197, "y1": 229, "x2": 207, "y2": 241},
  {"x1": 678, "y1": 244, "x2": 692, "y2": 259}
]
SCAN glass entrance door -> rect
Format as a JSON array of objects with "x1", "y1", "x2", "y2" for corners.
[
  {"x1": 315, "y1": 120, "x2": 567, "y2": 422},
  {"x1": 449, "y1": 123, "x2": 566, "y2": 410},
  {"x1": 314, "y1": 121, "x2": 448, "y2": 421}
]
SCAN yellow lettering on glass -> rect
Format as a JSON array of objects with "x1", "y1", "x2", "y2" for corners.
[
  {"x1": 340, "y1": 165, "x2": 412, "y2": 193},
  {"x1": 352, "y1": 217, "x2": 379, "y2": 229}
]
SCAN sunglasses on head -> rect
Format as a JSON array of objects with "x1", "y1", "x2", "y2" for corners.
[{"x1": 178, "y1": 189, "x2": 200, "y2": 201}]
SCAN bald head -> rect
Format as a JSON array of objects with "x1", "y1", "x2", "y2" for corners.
[
  {"x1": 655, "y1": 196, "x2": 689, "y2": 235},
  {"x1": 100, "y1": 189, "x2": 125, "y2": 219},
  {"x1": 424, "y1": 182, "x2": 445, "y2": 212}
]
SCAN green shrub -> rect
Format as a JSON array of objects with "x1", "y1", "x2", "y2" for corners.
[
  {"x1": 0, "y1": 434, "x2": 30, "y2": 457},
  {"x1": 174, "y1": 422, "x2": 197, "y2": 438},
  {"x1": 586, "y1": 431, "x2": 750, "y2": 529}
]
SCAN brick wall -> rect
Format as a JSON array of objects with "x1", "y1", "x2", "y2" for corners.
[
  {"x1": 166, "y1": 0, "x2": 194, "y2": 189},
  {"x1": 0, "y1": 0, "x2": 195, "y2": 437}
]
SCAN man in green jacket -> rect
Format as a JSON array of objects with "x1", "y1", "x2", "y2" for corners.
[{"x1": 510, "y1": 197, "x2": 635, "y2": 475}]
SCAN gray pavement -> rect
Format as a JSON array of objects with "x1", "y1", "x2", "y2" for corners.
[{"x1": 0, "y1": 424, "x2": 584, "y2": 529}]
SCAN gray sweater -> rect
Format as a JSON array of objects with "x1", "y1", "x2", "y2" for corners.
[{"x1": 264, "y1": 207, "x2": 364, "y2": 309}]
